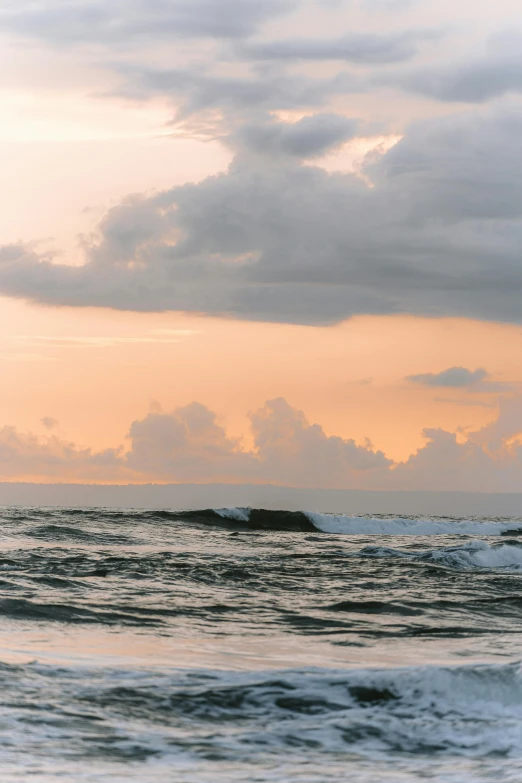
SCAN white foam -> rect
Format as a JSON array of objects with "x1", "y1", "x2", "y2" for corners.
[
  {"x1": 306, "y1": 512, "x2": 522, "y2": 536},
  {"x1": 428, "y1": 540, "x2": 522, "y2": 570},
  {"x1": 213, "y1": 507, "x2": 251, "y2": 522},
  {"x1": 4, "y1": 661, "x2": 522, "y2": 782}
]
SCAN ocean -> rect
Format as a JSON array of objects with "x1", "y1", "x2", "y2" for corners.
[{"x1": 2, "y1": 505, "x2": 522, "y2": 782}]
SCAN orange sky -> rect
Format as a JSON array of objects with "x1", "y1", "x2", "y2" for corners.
[
  {"x1": 1, "y1": 117, "x2": 518, "y2": 466},
  {"x1": 3, "y1": 0, "x2": 522, "y2": 485},
  {"x1": 2, "y1": 294, "x2": 520, "y2": 463}
]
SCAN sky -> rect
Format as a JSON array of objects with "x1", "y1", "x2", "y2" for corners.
[{"x1": 2, "y1": 0, "x2": 522, "y2": 491}]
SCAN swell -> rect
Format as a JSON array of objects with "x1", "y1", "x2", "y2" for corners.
[
  {"x1": 151, "y1": 508, "x2": 522, "y2": 535},
  {"x1": 5, "y1": 506, "x2": 522, "y2": 536},
  {"x1": 163, "y1": 508, "x2": 317, "y2": 532}
]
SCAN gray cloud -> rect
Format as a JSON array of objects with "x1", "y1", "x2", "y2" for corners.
[
  {"x1": 0, "y1": 0, "x2": 296, "y2": 45},
  {"x1": 406, "y1": 367, "x2": 489, "y2": 388},
  {"x1": 240, "y1": 29, "x2": 434, "y2": 65},
  {"x1": 3, "y1": 105, "x2": 522, "y2": 325},
  {"x1": 232, "y1": 114, "x2": 359, "y2": 158},
  {"x1": 391, "y1": 33, "x2": 522, "y2": 103},
  {"x1": 115, "y1": 66, "x2": 354, "y2": 125},
  {"x1": 402, "y1": 56, "x2": 522, "y2": 103}
]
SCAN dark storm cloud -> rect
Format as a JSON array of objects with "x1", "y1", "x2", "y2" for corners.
[
  {"x1": 406, "y1": 367, "x2": 489, "y2": 388},
  {"x1": 0, "y1": 0, "x2": 297, "y2": 44},
  {"x1": 2, "y1": 105, "x2": 522, "y2": 325}
]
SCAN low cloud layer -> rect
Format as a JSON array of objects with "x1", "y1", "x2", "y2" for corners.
[
  {"x1": 406, "y1": 367, "x2": 489, "y2": 388},
  {"x1": 3, "y1": 396, "x2": 522, "y2": 492}
]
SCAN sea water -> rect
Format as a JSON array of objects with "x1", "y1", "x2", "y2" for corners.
[{"x1": 2, "y1": 506, "x2": 522, "y2": 782}]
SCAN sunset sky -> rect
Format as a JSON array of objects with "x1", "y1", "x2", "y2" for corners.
[{"x1": 2, "y1": 0, "x2": 522, "y2": 490}]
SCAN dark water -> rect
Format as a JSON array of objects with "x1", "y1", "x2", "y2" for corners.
[{"x1": 2, "y1": 506, "x2": 522, "y2": 782}]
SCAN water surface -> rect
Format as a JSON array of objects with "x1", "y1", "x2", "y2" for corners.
[{"x1": 2, "y1": 506, "x2": 522, "y2": 782}]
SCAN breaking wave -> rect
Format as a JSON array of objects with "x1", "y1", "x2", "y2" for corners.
[
  {"x1": 363, "y1": 539, "x2": 522, "y2": 571},
  {"x1": 5, "y1": 661, "x2": 522, "y2": 763},
  {"x1": 176, "y1": 507, "x2": 522, "y2": 535}
]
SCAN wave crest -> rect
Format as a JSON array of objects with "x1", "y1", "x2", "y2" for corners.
[{"x1": 170, "y1": 508, "x2": 522, "y2": 536}]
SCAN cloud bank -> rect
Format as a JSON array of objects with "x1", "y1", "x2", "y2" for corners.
[
  {"x1": 4, "y1": 396, "x2": 522, "y2": 492},
  {"x1": 1, "y1": 1, "x2": 522, "y2": 328},
  {"x1": 3, "y1": 101, "x2": 522, "y2": 324}
]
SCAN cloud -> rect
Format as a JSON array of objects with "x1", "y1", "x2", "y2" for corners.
[
  {"x1": 394, "y1": 33, "x2": 522, "y2": 103},
  {"x1": 391, "y1": 405, "x2": 522, "y2": 492},
  {"x1": 116, "y1": 66, "x2": 353, "y2": 125},
  {"x1": 4, "y1": 104, "x2": 522, "y2": 325},
  {"x1": 248, "y1": 398, "x2": 391, "y2": 488},
  {"x1": 0, "y1": 398, "x2": 392, "y2": 486},
  {"x1": 125, "y1": 401, "x2": 254, "y2": 481},
  {"x1": 401, "y1": 57, "x2": 522, "y2": 104},
  {"x1": 41, "y1": 417, "x2": 59, "y2": 430},
  {"x1": 406, "y1": 367, "x2": 489, "y2": 388},
  {"x1": 240, "y1": 29, "x2": 434, "y2": 65},
  {"x1": 0, "y1": 426, "x2": 123, "y2": 481},
  {"x1": 3, "y1": 396, "x2": 522, "y2": 492},
  {"x1": 124, "y1": 397, "x2": 391, "y2": 486},
  {"x1": 0, "y1": 0, "x2": 296, "y2": 45},
  {"x1": 232, "y1": 114, "x2": 359, "y2": 159}
]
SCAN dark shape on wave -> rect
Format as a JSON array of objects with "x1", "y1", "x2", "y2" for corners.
[{"x1": 161, "y1": 508, "x2": 318, "y2": 532}]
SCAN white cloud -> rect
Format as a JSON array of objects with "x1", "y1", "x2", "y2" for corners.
[
  {"x1": 0, "y1": 426, "x2": 124, "y2": 481},
  {"x1": 2, "y1": 396, "x2": 522, "y2": 492}
]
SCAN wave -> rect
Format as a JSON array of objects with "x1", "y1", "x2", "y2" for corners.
[
  {"x1": 0, "y1": 597, "x2": 164, "y2": 626},
  {"x1": 49, "y1": 661, "x2": 522, "y2": 759},
  {"x1": 6, "y1": 506, "x2": 522, "y2": 536},
  {"x1": 169, "y1": 508, "x2": 522, "y2": 535},
  {"x1": 362, "y1": 539, "x2": 522, "y2": 571},
  {"x1": 166, "y1": 508, "x2": 317, "y2": 532},
  {"x1": 307, "y1": 512, "x2": 522, "y2": 536}
]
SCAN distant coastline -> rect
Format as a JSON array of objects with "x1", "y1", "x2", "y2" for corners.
[{"x1": 1, "y1": 482, "x2": 522, "y2": 517}]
